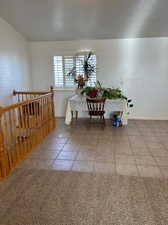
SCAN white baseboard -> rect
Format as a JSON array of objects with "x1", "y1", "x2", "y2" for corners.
[
  {"x1": 56, "y1": 115, "x2": 168, "y2": 121},
  {"x1": 129, "y1": 116, "x2": 168, "y2": 121}
]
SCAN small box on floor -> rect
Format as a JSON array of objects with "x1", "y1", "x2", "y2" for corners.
[{"x1": 111, "y1": 112, "x2": 122, "y2": 127}]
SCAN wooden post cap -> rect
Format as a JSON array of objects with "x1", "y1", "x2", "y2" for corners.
[
  {"x1": 50, "y1": 86, "x2": 54, "y2": 92},
  {"x1": 13, "y1": 90, "x2": 16, "y2": 96},
  {"x1": 0, "y1": 107, "x2": 3, "y2": 116}
]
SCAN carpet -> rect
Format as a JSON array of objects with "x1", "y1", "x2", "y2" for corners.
[{"x1": 0, "y1": 168, "x2": 168, "y2": 225}]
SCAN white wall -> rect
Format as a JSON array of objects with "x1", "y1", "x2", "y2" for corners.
[
  {"x1": 30, "y1": 38, "x2": 168, "y2": 120},
  {"x1": 0, "y1": 17, "x2": 32, "y2": 106}
]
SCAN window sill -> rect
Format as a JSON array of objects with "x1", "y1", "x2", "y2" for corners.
[{"x1": 53, "y1": 87, "x2": 75, "y2": 92}]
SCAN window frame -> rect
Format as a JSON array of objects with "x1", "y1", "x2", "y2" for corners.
[{"x1": 53, "y1": 54, "x2": 97, "y2": 90}]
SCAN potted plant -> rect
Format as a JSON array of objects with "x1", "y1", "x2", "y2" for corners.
[
  {"x1": 67, "y1": 51, "x2": 96, "y2": 88},
  {"x1": 75, "y1": 75, "x2": 85, "y2": 89}
]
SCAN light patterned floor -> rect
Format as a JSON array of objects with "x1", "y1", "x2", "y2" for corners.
[{"x1": 18, "y1": 118, "x2": 168, "y2": 178}]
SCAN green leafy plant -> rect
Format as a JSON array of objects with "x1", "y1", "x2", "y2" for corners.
[
  {"x1": 101, "y1": 88, "x2": 127, "y2": 100},
  {"x1": 81, "y1": 80, "x2": 134, "y2": 108},
  {"x1": 67, "y1": 51, "x2": 96, "y2": 81}
]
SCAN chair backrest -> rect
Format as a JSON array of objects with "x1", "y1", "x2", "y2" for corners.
[{"x1": 86, "y1": 98, "x2": 106, "y2": 115}]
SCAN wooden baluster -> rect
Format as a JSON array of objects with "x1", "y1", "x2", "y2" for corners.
[
  {"x1": 43, "y1": 96, "x2": 46, "y2": 137},
  {"x1": 43, "y1": 97, "x2": 46, "y2": 136},
  {"x1": 24, "y1": 103, "x2": 30, "y2": 154},
  {"x1": 39, "y1": 98, "x2": 43, "y2": 141},
  {"x1": 0, "y1": 107, "x2": 7, "y2": 178},
  {"x1": 8, "y1": 110, "x2": 17, "y2": 167},
  {"x1": 37, "y1": 99, "x2": 41, "y2": 143},
  {"x1": 41, "y1": 98, "x2": 44, "y2": 137},
  {"x1": 16, "y1": 107, "x2": 22, "y2": 160},
  {"x1": 34, "y1": 100, "x2": 39, "y2": 146},
  {"x1": 20, "y1": 105, "x2": 27, "y2": 157},
  {"x1": 41, "y1": 97, "x2": 45, "y2": 138},
  {"x1": 26, "y1": 102, "x2": 31, "y2": 153},
  {"x1": 50, "y1": 86, "x2": 55, "y2": 128},
  {"x1": 17, "y1": 106, "x2": 23, "y2": 159},
  {"x1": 12, "y1": 109, "x2": 20, "y2": 164},
  {"x1": 36, "y1": 98, "x2": 41, "y2": 139},
  {"x1": 3, "y1": 112, "x2": 12, "y2": 171},
  {"x1": 46, "y1": 96, "x2": 49, "y2": 133},
  {"x1": 30, "y1": 101, "x2": 34, "y2": 150},
  {"x1": 45, "y1": 96, "x2": 48, "y2": 133},
  {"x1": 45, "y1": 96, "x2": 48, "y2": 136},
  {"x1": 6, "y1": 111, "x2": 15, "y2": 168},
  {"x1": 46, "y1": 96, "x2": 50, "y2": 132},
  {"x1": 47, "y1": 95, "x2": 51, "y2": 131},
  {"x1": 50, "y1": 94, "x2": 53, "y2": 129},
  {"x1": 29, "y1": 101, "x2": 35, "y2": 149}
]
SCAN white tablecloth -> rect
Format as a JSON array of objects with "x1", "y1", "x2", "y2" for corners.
[{"x1": 65, "y1": 95, "x2": 128, "y2": 125}]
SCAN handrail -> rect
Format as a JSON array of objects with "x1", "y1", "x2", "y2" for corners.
[
  {"x1": 13, "y1": 86, "x2": 54, "y2": 96},
  {"x1": 2, "y1": 93, "x2": 52, "y2": 113},
  {"x1": 0, "y1": 86, "x2": 55, "y2": 180},
  {"x1": 13, "y1": 91, "x2": 51, "y2": 95}
]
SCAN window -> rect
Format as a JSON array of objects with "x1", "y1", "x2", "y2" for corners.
[{"x1": 53, "y1": 54, "x2": 96, "y2": 88}]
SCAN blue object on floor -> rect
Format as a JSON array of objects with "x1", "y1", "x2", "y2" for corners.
[{"x1": 112, "y1": 115, "x2": 122, "y2": 127}]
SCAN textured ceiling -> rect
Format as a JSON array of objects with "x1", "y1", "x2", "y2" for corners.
[{"x1": 0, "y1": 0, "x2": 167, "y2": 41}]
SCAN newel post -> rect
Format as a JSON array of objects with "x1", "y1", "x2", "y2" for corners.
[
  {"x1": 50, "y1": 86, "x2": 56, "y2": 127},
  {"x1": 13, "y1": 90, "x2": 16, "y2": 96},
  {"x1": 0, "y1": 107, "x2": 6, "y2": 178}
]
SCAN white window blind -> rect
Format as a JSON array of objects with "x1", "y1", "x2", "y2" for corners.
[{"x1": 53, "y1": 55, "x2": 96, "y2": 88}]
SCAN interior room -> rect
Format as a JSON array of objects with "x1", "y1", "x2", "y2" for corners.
[{"x1": 0, "y1": 0, "x2": 168, "y2": 224}]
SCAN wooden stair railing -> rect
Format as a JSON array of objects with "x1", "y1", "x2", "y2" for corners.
[{"x1": 0, "y1": 87, "x2": 55, "y2": 180}]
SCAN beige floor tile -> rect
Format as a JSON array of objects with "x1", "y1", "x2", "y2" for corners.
[
  {"x1": 132, "y1": 147, "x2": 151, "y2": 156},
  {"x1": 138, "y1": 165, "x2": 162, "y2": 178},
  {"x1": 114, "y1": 143, "x2": 131, "y2": 148},
  {"x1": 40, "y1": 142, "x2": 65, "y2": 150},
  {"x1": 116, "y1": 155, "x2": 136, "y2": 165},
  {"x1": 143, "y1": 136, "x2": 161, "y2": 143},
  {"x1": 62, "y1": 144, "x2": 79, "y2": 152},
  {"x1": 135, "y1": 156, "x2": 157, "y2": 166},
  {"x1": 95, "y1": 152, "x2": 115, "y2": 162},
  {"x1": 76, "y1": 151, "x2": 96, "y2": 160},
  {"x1": 68, "y1": 139, "x2": 97, "y2": 146},
  {"x1": 159, "y1": 167, "x2": 168, "y2": 179},
  {"x1": 96, "y1": 145, "x2": 115, "y2": 153},
  {"x1": 57, "y1": 151, "x2": 77, "y2": 160},
  {"x1": 28, "y1": 150, "x2": 59, "y2": 160},
  {"x1": 154, "y1": 157, "x2": 168, "y2": 166},
  {"x1": 35, "y1": 143, "x2": 64, "y2": 151},
  {"x1": 116, "y1": 164, "x2": 138, "y2": 176},
  {"x1": 78, "y1": 145, "x2": 97, "y2": 152},
  {"x1": 71, "y1": 161, "x2": 94, "y2": 172},
  {"x1": 19, "y1": 159, "x2": 54, "y2": 169},
  {"x1": 94, "y1": 162, "x2": 116, "y2": 174},
  {"x1": 130, "y1": 141, "x2": 147, "y2": 148},
  {"x1": 127, "y1": 132, "x2": 141, "y2": 137},
  {"x1": 35, "y1": 147, "x2": 62, "y2": 153},
  {"x1": 50, "y1": 160, "x2": 73, "y2": 171},
  {"x1": 146, "y1": 142, "x2": 164, "y2": 149},
  {"x1": 112, "y1": 136, "x2": 129, "y2": 142},
  {"x1": 129, "y1": 136, "x2": 145, "y2": 142},
  {"x1": 51, "y1": 137, "x2": 69, "y2": 144},
  {"x1": 149, "y1": 148, "x2": 168, "y2": 156},
  {"x1": 115, "y1": 146, "x2": 133, "y2": 155}
]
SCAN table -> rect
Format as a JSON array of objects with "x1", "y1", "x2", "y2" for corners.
[{"x1": 65, "y1": 95, "x2": 128, "y2": 125}]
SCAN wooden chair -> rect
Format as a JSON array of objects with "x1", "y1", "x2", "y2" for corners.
[{"x1": 86, "y1": 97, "x2": 106, "y2": 127}]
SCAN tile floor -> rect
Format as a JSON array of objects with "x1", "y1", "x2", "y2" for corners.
[{"x1": 19, "y1": 118, "x2": 168, "y2": 178}]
